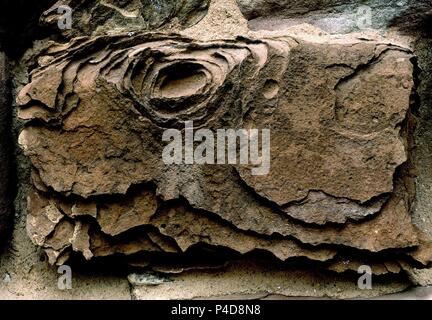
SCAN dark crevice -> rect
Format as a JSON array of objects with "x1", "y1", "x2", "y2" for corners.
[
  {"x1": 0, "y1": 53, "x2": 14, "y2": 250},
  {"x1": 0, "y1": 0, "x2": 58, "y2": 58}
]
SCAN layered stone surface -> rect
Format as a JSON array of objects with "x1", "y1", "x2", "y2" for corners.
[
  {"x1": 16, "y1": 29, "x2": 432, "y2": 272},
  {"x1": 40, "y1": 0, "x2": 211, "y2": 38},
  {"x1": 0, "y1": 0, "x2": 430, "y2": 300}
]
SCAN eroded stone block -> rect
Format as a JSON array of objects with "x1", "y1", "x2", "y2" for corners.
[{"x1": 16, "y1": 29, "x2": 431, "y2": 274}]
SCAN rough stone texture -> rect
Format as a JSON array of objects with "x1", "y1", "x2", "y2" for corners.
[
  {"x1": 1, "y1": 0, "x2": 432, "y2": 300},
  {"x1": 15, "y1": 28, "x2": 427, "y2": 265},
  {"x1": 131, "y1": 260, "x2": 412, "y2": 300},
  {"x1": 236, "y1": 0, "x2": 432, "y2": 34},
  {"x1": 40, "y1": 0, "x2": 211, "y2": 38}
]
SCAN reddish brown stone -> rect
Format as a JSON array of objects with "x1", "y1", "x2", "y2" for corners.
[{"x1": 17, "y1": 32, "x2": 430, "y2": 268}]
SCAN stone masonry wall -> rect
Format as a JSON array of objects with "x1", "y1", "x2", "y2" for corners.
[{"x1": 0, "y1": 0, "x2": 432, "y2": 299}]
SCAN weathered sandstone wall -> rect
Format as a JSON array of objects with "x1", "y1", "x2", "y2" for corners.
[{"x1": 0, "y1": 0, "x2": 432, "y2": 299}]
